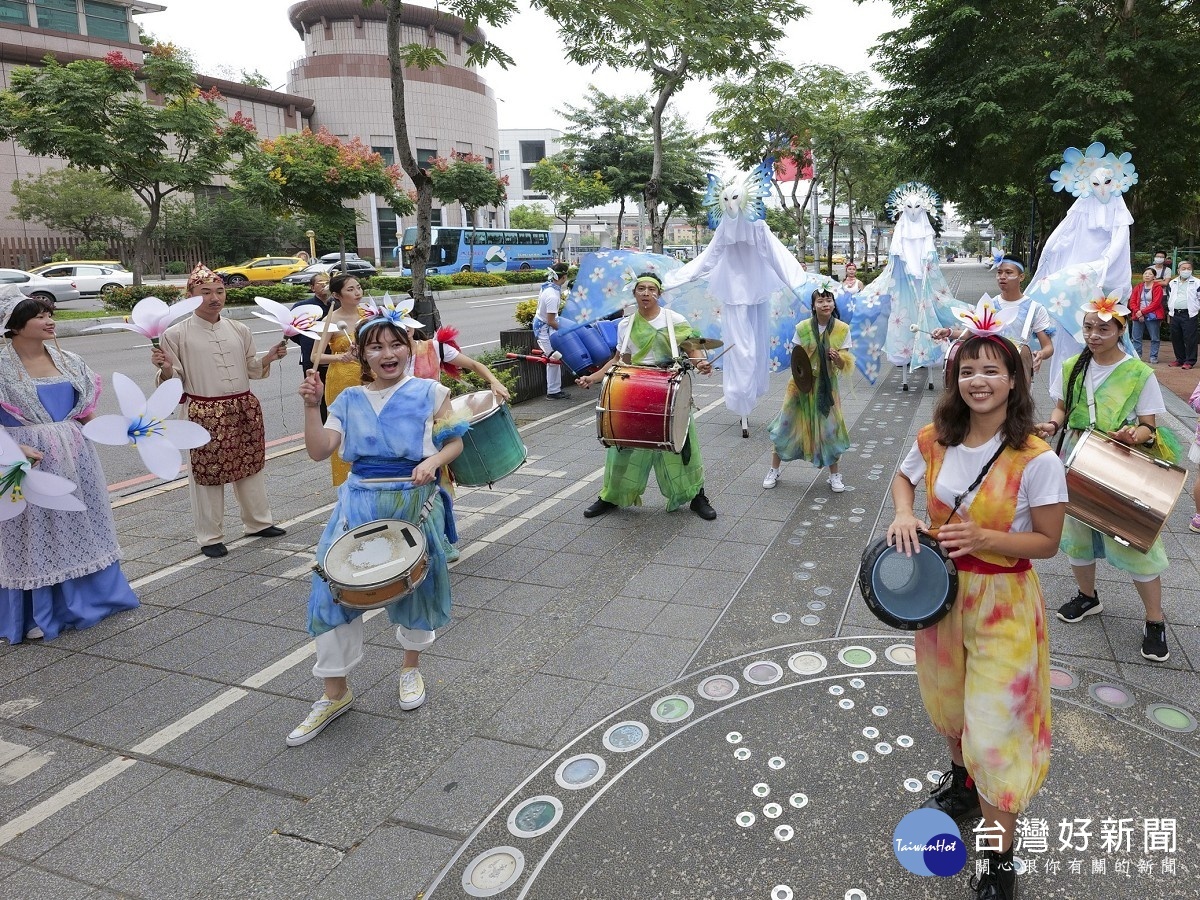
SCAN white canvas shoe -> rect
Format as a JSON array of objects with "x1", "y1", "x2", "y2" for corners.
[
  {"x1": 828, "y1": 473, "x2": 845, "y2": 493},
  {"x1": 763, "y1": 467, "x2": 780, "y2": 489}
]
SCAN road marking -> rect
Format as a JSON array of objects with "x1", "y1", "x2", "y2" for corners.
[{"x1": 0, "y1": 757, "x2": 138, "y2": 846}]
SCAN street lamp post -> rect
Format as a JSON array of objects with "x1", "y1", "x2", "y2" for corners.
[{"x1": 305, "y1": 229, "x2": 316, "y2": 261}]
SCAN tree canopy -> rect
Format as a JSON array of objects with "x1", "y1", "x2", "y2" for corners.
[
  {"x1": 868, "y1": 0, "x2": 1200, "y2": 258},
  {"x1": 510, "y1": 204, "x2": 552, "y2": 230},
  {"x1": 536, "y1": 0, "x2": 809, "y2": 252},
  {"x1": 11, "y1": 167, "x2": 144, "y2": 243},
  {"x1": 0, "y1": 44, "x2": 259, "y2": 283},
  {"x1": 430, "y1": 153, "x2": 507, "y2": 269},
  {"x1": 530, "y1": 155, "x2": 611, "y2": 251}
]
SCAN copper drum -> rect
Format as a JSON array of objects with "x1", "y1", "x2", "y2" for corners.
[
  {"x1": 1064, "y1": 429, "x2": 1187, "y2": 553},
  {"x1": 596, "y1": 365, "x2": 693, "y2": 452},
  {"x1": 317, "y1": 519, "x2": 429, "y2": 610}
]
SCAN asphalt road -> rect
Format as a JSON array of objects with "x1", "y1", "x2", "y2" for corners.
[{"x1": 62, "y1": 286, "x2": 538, "y2": 487}]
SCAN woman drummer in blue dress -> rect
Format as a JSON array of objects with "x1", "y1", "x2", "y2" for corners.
[
  {"x1": 888, "y1": 298, "x2": 1067, "y2": 900},
  {"x1": 288, "y1": 314, "x2": 468, "y2": 747}
]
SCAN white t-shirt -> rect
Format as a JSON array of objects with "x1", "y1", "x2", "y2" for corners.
[
  {"x1": 616, "y1": 308, "x2": 689, "y2": 355},
  {"x1": 998, "y1": 296, "x2": 1051, "y2": 339},
  {"x1": 534, "y1": 283, "x2": 563, "y2": 336},
  {"x1": 1048, "y1": 353, "x2": 1165, "y2": 415},
  {"x1": 900, "y1": 433, "x2": 1068, "y2": 533}
]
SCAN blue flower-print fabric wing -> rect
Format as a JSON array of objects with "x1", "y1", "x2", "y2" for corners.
[{"x1": 564, "y1": 250, "x2": 684, "y2": 324}]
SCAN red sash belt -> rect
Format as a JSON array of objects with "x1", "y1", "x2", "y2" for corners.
[
  {"x1": 954, "y1": 555, "x2": 1031, "y2": 574},
  {"x1": 183, "y1": 389, "x2": 252, "y2": 402}
]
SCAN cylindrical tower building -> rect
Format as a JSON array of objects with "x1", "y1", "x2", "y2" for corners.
[{"x1": 286, "y1": 0, "x2": 501, "y2": 261}]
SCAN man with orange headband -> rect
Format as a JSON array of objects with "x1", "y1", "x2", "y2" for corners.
[
  {"x1": 576, "y1": 272, "x2": 717, "y2": 520},
  {"x1": 153, "y1": 264, "x2": 289, "y2": 558}
]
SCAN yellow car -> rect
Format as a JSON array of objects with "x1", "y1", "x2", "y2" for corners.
[
  {"x1": 214, "y1": 256, "x2": 308, "y2": 286},
  {"x1": 831, "y1": 253, "x2": 846, "y2": 265}
]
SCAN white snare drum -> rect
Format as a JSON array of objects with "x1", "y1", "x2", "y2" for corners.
[
  {"x1": 1064, "y1": 429, "x2": 1187, "y2": 554},
  {"x1": 316, "y1": 518, "x2": 429, "y2": 610}
]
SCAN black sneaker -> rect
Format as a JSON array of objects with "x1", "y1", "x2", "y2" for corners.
[
  {"x1": 689, "y1": 489, "x2": 716, "y2": 520},
  {"x1": 583, "y1": 497, "x2": 617, "y2": 518},
  {"x1": 970, "y1": 849, "x2": 1018, "y2": 900},
  {"x1": 921, "y1": 764, "x2": 981, "y2": 823},
  {"x1": 546, "y1": 391, "x2": 572, "y2": 400},
  {"x1": 1056, "y1": 590, "x2": 1102, "y2": 623},
  {"x1": 1141, "y1": 621, "x2": 1170, "y2": 662}
]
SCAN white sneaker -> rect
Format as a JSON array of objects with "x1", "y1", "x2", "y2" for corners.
[
  {"x1": 763, "y1": 467, "x2": 780, "y2": 489},
  {"x1": 828, "y1": 473, "x2": 845, "y2": 493},
  {"x1": 399, "y1": 667, "x2": 426, "y2": 710},
  {"x1": 25, "y1": 626, "x2": 44, "y2": 640},
  {"x1": 286, "y1": 691, "x2": 353, "y2": 747}
]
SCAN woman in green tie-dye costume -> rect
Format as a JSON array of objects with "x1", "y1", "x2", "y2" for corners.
[{"x1": 576, "y1": 272, "x2": 717, "y2": 520}]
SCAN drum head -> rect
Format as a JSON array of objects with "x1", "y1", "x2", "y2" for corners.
[
  {"x1": 671, "y1": 369, "x2": 693, "y2": 451},
  {"x1": 451, "y1": 390, "x2": 500, "y2": 423},
  {"x1": 791, "y1": 345, "x2": 813, "y2": 392},
  {"x1": 323, "y1": 519, "x2": 426, "y2": 589},
  {"x1": 858, "y1": 533, "x2": 956, "y2": 630}
]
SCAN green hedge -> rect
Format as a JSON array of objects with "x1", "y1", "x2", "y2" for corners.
[
  {"x1": 439, "y1": 347, "x2": 518, "y2": 398},
  {"x1": 367, "y1": 270, "x2": 560, "y2": 294},
  {"x1": 103, "y1": 282, "x2": 307, "y2": 312},
  {"x1": 226, "y1": 285, "x2": 307, "y2": 305},
  {"x1": 450, "y1": 271, "x2": 507, "y2": 287}
]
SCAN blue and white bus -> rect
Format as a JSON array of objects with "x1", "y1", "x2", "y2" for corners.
[{"x1": 399, "y1": 227, "x2": 555, "y2": 275}]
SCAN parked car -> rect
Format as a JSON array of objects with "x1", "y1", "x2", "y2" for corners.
[
  {"x1": 0, "y1": 268, "x2": 81, "y2": 304},
  {"x1": 29, "y1": 263, "x2": 132, "y2": 296},
  {"x1": 32, "y1": 259, "x2": 128, "y2": 274},
  {"x1": 318, "y1": 251, "x2": 364, "y2": 263},
  {"x1": 214, "y1": 256, "x2": 308, "y2": 286},
  {"x1": 281, "y1": 260, "x2": 378, "y2": 285}
]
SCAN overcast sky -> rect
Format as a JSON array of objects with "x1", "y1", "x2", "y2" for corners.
[{"x1": 144, "y1": 0, "x2": 903, "y2": 133}]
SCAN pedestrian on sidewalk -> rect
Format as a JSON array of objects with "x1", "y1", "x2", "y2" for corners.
[
  {"x1": 576, "y1": 272, "x2": 717, "y2": 520},
  {"x1": 534, "y1": 262, "x2": 572, "y2": 400},
  {"x1": 763, "y1": 283, "x2": 852, "y2": 493},
  {"x1": 1150, "y1": 249, "x2": 1173, "y2": 289},
  {"x1": 1166, "y1": 259, "x2": 1199, "y2": 369},
  {"x1": 315, "y1": 273, "x2": 369, "y2": 486},
  {"x1": 1130, "y1": 268, "x2": 1165, "y2": 363},
  {"x1": 889, "y1": 307, "x2": 1067, "y2": 900},
  {"x1": 1037, "y1": 294, "x2": 1182, "y2": 662},
  {"x1": 153, "y1": 264, "x2": 289, "y2": 559},
  {"x1": 288, "y1": 315, "x2": 467, "y2": 746},
  {"x1": 0, "y1": 290, "x2": 140, "y2": 643}
]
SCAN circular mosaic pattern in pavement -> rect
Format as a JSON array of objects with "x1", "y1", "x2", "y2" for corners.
[{"x1": 427, "y1": 638, "x2": 1200, "y2": 899}]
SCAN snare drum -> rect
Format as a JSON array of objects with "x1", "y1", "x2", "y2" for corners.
[
  {"x1": 596, "y1": 365, "x2": 694, "y2": 452},
  {"x1": 859, "y1": 533, "x2": 957, "y2": 630},
  {"x1": 448, "y1": 391, "x2": 527, "y2": 486},
  {"x1": 317, "y1": 518, "x2": 429, "y2": 610},
  {"x1": 1064, "y1": 429, "x2": 1187, "y2": 553}
]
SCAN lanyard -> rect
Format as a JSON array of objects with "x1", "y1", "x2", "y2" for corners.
[{"x1": 940, "y1": 440, "x2": 1007, "y2": 528}]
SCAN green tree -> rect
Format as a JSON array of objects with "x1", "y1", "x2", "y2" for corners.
[
  {"x1": 11, "y1": 167, "x2": 144, "y2": 243},
  {"x1": 868, "y1": 0, "x2": 1200, "y2": 260},
  {"x1": 537, "y1": 0, "x2": 809, "y2": 253},
  {"x1": 234, "y1": 126, "x2": 414, "y2": 264},
  {"x1": 429, "y1": 153, "x2": 508, "y2": 270},
  {"x1": 711, "y1": 61, "x2": 874, "y2": 269},
  {"x1": 961, "y1": 226, "x2": 985, "y2": 257},
  {"x1": 510, "y1": 204, "x2": 552, "y2": 229},
  {"x1": 530, "y1": 155, "x2": 612, "y2": 252},
  {"x1": 159, "y1": 193, "x2": 307, "y2": 265},
  {"x1": 0, "y1": 45, "x2": 259, "y2": 283},
  {"x1": 366, "y1": 0, "x2": 516, "y2": 325}
]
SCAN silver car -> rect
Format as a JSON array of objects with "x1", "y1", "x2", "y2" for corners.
[
  {"x1": 0, "y1": 268, "x2": 82, "y2": 304},
  {"x1": 30, "y1": 263, "x2": 132, "y2": 296}
]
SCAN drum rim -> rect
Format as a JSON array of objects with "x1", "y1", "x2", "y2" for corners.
[
  {"x1": 859, "y1": 533, "x2": 957, "y2": 630},
  {"x1": 322, "y1": 519, "x2": 428, "y2": 590}
]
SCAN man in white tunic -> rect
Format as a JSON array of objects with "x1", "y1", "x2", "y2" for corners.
[{"x1": 152, "y1": 264, "x2": 289, "y2": 557}]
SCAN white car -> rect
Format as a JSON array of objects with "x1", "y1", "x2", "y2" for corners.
[
  {"x1": 31, "y1": 263, "x2": 133, "y2": 296},
  {"x1": 0, "y1": 268, "x2": 82, "y2": 304}
]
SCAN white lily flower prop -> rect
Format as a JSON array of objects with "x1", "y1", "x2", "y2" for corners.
[
  {"x1": 1082, "y1": 292, "x2": 1131, "y2": 322},
  {"x1": 0, "y1": 429, "x2": 85, "y2": 521},
  {"x1": 251, "y1": 296, "x2": 323, "y2": 339},
  {"x1": 82, "y1": 373, "x2": 210, "y2": 479},
  {"x1": 953, "y1": 295, "x2": 1018, "y2": 337},
  {"x1": 356, "y1": 293, "x2": 423, "y2": 331},
  {"x1": 84, "y1": 295, "x2": 202, "y2": 346}
]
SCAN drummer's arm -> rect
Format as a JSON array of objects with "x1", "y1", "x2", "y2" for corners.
[
  {"x1": 1033, "y1": 331, "x2": 1053, "y2": 368},
  {"x1": 1035, "y1": 399, "x2": 1067, "y2": 441},
  {"x1": 577, "y1": 352, "x2": 620, "y2": 389},
  {"x1": 886, "y1": 474, "x2": 925, "y2": 556},
  {"x1": 940, "y1": 503, "x2": 1065, "y2": 562},
  {"x1": 301, "y1": 370, "x2": 340, "y2": 461},
  {"x1": 415, "y1": 396, "x2": 462, "y2": 485},
  {"x1": 454, "y1": 351, "x2": 511, "y2": 403}
]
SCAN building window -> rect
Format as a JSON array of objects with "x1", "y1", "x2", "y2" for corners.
[
  {"x1": 36, "y1": 0, "x2": 78, "y2": 33},
  {"x1": 0, "y1": 0, "x2": 27, "y2": 25},
  {"x1": 372, "y1": 145, "x2": 395, "y2": 167},
  {"x1": 378, "y1": 207, "x2": 399, "y2": 254},
  {"x1": 84, "y1": 1, "x2": 127, "y2": 41},
  {"x1": 430, "y1": 208, "x2": 443, "y2": 226},
  {"x1": 519, "y1": 141, "x2": 546, "y2": 165},
  {"x1": 416, "y1": 147, "x2": 438, "y2": 170},
  {"x1": 499, "y1": 149, "x2": 510, "y2": 162}
]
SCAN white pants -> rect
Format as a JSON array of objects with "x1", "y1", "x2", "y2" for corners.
[
  {"x1": 188, "y1": 470, "x2": 274, "y2": 546},
  {"x1": 311, "y1": 617, "x2": 437, "y2": 678},
  {"x1": 536, "y1": 329, "x2": 561, "y2": 394},
  {"x1": 721, "y1": 303, "x2": 770, "y2": 416}
]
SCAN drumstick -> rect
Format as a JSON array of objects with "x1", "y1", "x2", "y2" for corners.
[
  {"x1": 359, "y1": 476, "x2": 415, "y2": 484},
  {"x1": 909, "y1": 324, "x2": 950, "y2": 339},
  {"x1": 312, "y1": 315, "x2": 341, "y2": 367}
]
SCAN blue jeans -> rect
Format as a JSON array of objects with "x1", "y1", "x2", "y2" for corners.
[{"x1": 1132, "y1": 318, "x2": 1161, "y2": 361}]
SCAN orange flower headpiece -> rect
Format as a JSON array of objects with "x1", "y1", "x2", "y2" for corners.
[{"x1": 1082, "y1": 292, "x2": 1130, "y2": 323}]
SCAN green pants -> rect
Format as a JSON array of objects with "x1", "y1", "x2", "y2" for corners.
[{"x1": 599, "y1": 418, "x2": 704, "y2": 511}]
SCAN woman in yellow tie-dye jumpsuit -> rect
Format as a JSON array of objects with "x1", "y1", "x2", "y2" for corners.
[{"x1": 888, "y1": 333, "x2": 1067, "y2": 900}]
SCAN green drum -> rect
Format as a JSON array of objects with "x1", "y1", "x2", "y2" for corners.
[{"x1": 449, "y1": 391, "x2": 527, "y2": 486}]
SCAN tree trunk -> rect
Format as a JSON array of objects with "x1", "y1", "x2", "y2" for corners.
[
  {"x1": 646, "y1": 56, "x2": 686, "y2": 256},
  {"x1": 467, "y1": 207, "x2": 478, "y2": 271},
  {"x1": 616, "y1": 197, "x2": 626, "y2": 248},
  {"x1": 790, "y1": 176, "x2": 816, "y2": 264},
  {"x1": 384, "y1": 1, "x2": 436, "y2": 325},
  {"x1": 846, "y1": 179, "x2": 855, "y2": 265},
  {"x1": 132, "y1": 194, "x2": 162, "y2": 287}
]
